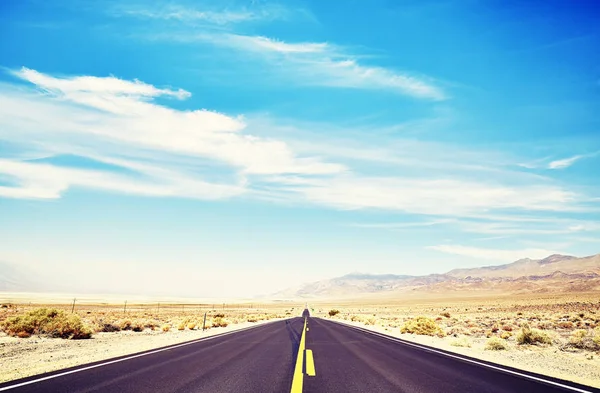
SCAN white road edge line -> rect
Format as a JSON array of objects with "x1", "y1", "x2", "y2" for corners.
[
  {"x1": 326, "y1": 319, "x2": 595, "y2": 393},
  {"x1": 0, "y1": 318, "x2": 289, "y2": 392}
]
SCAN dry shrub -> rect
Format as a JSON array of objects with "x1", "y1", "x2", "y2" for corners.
[
  {"x1": 401, "y1": 316, "x2": 444, "y2": 337},
  {"x1": 161, "y1": 324, "x2": 170, "y2": 332},
  {"x1": 516, "y1": 324, "x2": 552, "y2": 346},
  {"x1": 485, "y1": 337, "x2": 507, "y2": 351},
  {"x1": 568, "y1": 329, "x2": 600, "y2": 350},
  {"x1": 328, "y1": 309, "x2": 340, "y2": 317},
  {"x1": 441, "y1": 311, "x2": 451, "y2": 318},
  {"x1": 500, "y1": 331, "x2": 512, "y2": 340},
  {"x1": 450, "y1": 337, "x2": 471, "y2": 347},
  {"x1": 593, "y1": 328, "x2": 600, "y2": 347},
  {"x1": 187, "y1": 322, "x2": 196, "y2": 330},
  {"x1": 212, "y1": 317, "x2": 228, "y2": 328},
  {"x1": 177, "y1": 321, "x2": 186, "y2": 331},
  {"x1": 2, "y1": 308, "x2": 92, "y2": 339},
  {"x1": 247, "y1": 318, "x2": 258, "y2": 323},
  {"x1": 557, "y1": 321, "x2": 574, "y2": 329}
]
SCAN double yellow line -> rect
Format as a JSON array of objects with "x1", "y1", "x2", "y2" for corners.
[{"x1": 290, "y1": 317, "x2": 316, "y2": 393}]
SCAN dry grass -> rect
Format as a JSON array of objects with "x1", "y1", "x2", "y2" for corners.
[
  {"x1": 315, "y1": 291, "x2": 600, "y2": 354},
  {"x1": 401, "y1": 316, "x2": 445, "y2": 337},
  {"x1": 485, "y1": 337, "x2": 508, "y2": 351},
  {"x1": 0, "y1": 300, "x2": 293, "y2": 340},
  {"x1": 2, "y1": 308, "x2": 92, "y2": 339}
]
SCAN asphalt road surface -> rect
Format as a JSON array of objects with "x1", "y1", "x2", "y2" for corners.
[{"x1": 1, "y1": 312, "x2": 598, "y2": 393}]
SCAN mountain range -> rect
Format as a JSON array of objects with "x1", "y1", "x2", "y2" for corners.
[{"x1": 273, "y1": 253, "x2": 600, "y2": 299}]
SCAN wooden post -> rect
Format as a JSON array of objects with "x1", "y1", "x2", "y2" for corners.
[
  {"x1": 71, "y1": 298, "x2": 76, "y2": 313},
  {"x1": 202, "y1": 312, "x2": 207, "y2": 331}
]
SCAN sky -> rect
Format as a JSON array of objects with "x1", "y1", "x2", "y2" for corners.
[{"x1": 0, "y1": 0, "x2": 599, "y2": 298}]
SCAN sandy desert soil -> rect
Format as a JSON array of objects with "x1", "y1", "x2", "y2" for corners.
[
  {"x1": 312, "y1": 292, "x2": 600, "y2": 388},
  {"x1": 0, "y1": 318, "x2": 284, "y2": 383}
]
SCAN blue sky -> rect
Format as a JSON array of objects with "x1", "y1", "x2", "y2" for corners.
[{"x1": 0, "y1": 0, "x2": 599, "y2": 298}]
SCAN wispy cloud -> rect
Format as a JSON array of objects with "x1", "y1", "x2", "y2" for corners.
[
  {"x1": 146, "y1": 32, "x2": 446, "y2": 100},
  {"x1": 548, "y1": 153, "x2": 597, "y2": 169},
  {"x1": 427, "y1": 245, "x2": 563, "y2": 262},
  {"x1": 109, "y1": 2, "x2": 292, "y2": 25},
  {"x1": 279, "y1": 175, "x2": 576, "y2": 216},
  {"x1": 217, "y1": 34, "x2": 446, "y2": 99},
  {"x1": 520, "y1": 151, "x2": 599, "y2": 170},
  {"x1": 349, "y1": 219, "x2": 455, "y2": 229},
  {"x1": 0, "y1": 68, "x2": 590, "y2": 220},
  {"x1": 0, "y1": 68, "x2": 344, "y2": 199}
]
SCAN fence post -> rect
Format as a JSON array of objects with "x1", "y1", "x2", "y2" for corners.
[
  {"x1": 202, "y1": 312, "x2": 207, "y2": 331},
  {"x1": 71, "y1": 298, "x2": 76, "y2": 313}
]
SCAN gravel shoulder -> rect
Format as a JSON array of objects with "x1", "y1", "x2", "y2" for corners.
[
  {"x1": 0, "y1": 319, "x2": 284, "y2": 383},
  {"x1": 330, "y1": 318, "x2": 600, "y2": 389}
]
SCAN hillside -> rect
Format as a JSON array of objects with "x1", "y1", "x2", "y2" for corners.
[{"x1": 273, "y1": 253, "x2": 600, "y2": 299}]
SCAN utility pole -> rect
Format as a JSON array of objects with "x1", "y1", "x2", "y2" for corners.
[{"x1": 71, "y1": 298, "x2": 76, "y2": 313}]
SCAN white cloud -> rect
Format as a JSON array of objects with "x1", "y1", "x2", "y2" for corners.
[
  {"x1": 0, "y1": 68, "x2": 589, "y2": 220},
  {"x1": 0, "y1": 68, "x2": 345, "y2": 199},
  {"x1": 110, "y1": 2, "x2": 291, "y2": 25},
  {"x1": 548, "y1": 155, "x2": 584, "y2": 169},
  {"x1": 3, "y1": 69, "x2": 343, "y2": 176},
  {"x1": 427, "y1": 245, "x2": 563, "y2": 261},
  {"x1": 223, "y1": 34, "x2": 329, "y2": 53},
  {"x1": 281, "y1": 175, "x2": 575, "y2": 216},
  {"x1": 164, "y1": 33, "x2": 446, "y2": 100},
  {"x1": 0, "y1": 158, "x2": 244, "y2": 200},
  {"x1": 14, "y1": 67, "x2": 190, "y2": 100},
  {"x1": 350, "y1": 219, "x2": 455, "y2": 229}
]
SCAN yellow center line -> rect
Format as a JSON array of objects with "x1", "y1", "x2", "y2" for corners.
[
  {"x1": 290, "y1": 318, "x2": 307, "y2": 393},
  {"x1": 305, "y1": 349, "x2": 316, "y2": 377}
]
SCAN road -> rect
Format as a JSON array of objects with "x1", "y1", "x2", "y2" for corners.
[{"x1": 1, "y1": 312, "x2": 598, "y2": 393}]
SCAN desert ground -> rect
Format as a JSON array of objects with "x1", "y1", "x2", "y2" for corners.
[
  {"x1": 0, "y1": 293, "x2": 296, "y2": 383},
  {"x1": 311, "y1": 291, "x2": 600, "y2": 388},
  {"x1": 1, "y1": 291, "x2": 600, "y2": 388}
]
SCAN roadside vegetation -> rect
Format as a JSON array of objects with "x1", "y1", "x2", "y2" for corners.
[
  {"x1": 2, "y1": 308, "x2": 92, "y2": 339},
  {"x1": 316, "y1": 293, "x2": 600, "y2": 356},
  {"x1": 0, "y1": 304, "x2": 290, "y2": 339}
]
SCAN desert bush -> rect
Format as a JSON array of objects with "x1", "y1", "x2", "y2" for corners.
[
  {"x1": 214, "y1": 313, "x2": 225, "y2": 318},
  {"x1": 2, "y1": 308, "x2": 92, "y2": 339},
  {"x1": 501, "y1": 325, "x2": 513, "y2": 332},
  {"x1": 117, "y1": 319, "x2": 133, "y2": 330},
  {"x1": 516, "y1": 324, "x2": 552, "y2": 346},
  {"x1": 177, "y1": 321, "x2": 186, "y2": 331},
  {"x1": 247, "y1": 317, "x2": 258, "y2": 323},
  {"x1": 328, "y1": 309, "x2": 340, "y2": 317},
  {"x1": 450, "y1": 337, "x2": 471, "y2": 347},
  {"x1": 401, "y1": 316, "x2": 444, "y2": 337},
  {"x1": 568, "y1": 329, "x2": 600, "y2": 350},
  {"x1": 485, "y1": 337, "x2": 507, "y2": 350},
  {"x1": 212, "y1": 317, "x2": 228, "y2": 328},
  {"x1": 500, "y1": 331, "x2": 512, "y2": 340},
  {"x1": 131, "y1": 320, "x2": 145, "y2": 332},
  {"x1": 161, "y1": 324, "x2": 170, "y2": 332},
  {"x1": 98, "y1": 322, "x2": 120, "y2": 333},
  {"x1": 556, "y1": 321, "x2": 574, "y2": 329},
  {"x1": 187, "y1": 322, "x2": 196, "y2": 330},
  {"x1": 441, "y1": 311, "x2": 451, "y2": 318},
  {"x1": 593, "y1": 328, "x2": 600, "y2": 347}
]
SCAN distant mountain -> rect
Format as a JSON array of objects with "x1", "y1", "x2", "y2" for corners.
[{"x1": 272, "y1": 253, "x2": 600, "y2": 299}]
